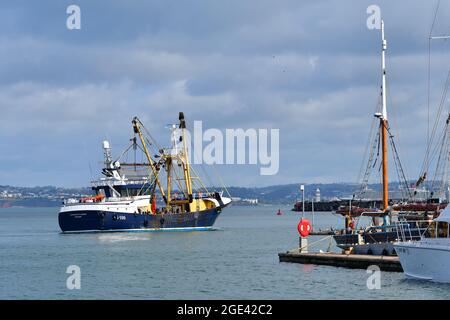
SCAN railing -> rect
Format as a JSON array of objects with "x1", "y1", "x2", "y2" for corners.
[
  {"x1": 90, "y1": 178, "x2": 151, "y2": 188},
  {"x1": 170, "y1": 191, "x2": 223, "y2": 201},
  {"x1": 395, "y1": 220, "x2": 431, "y2": 243},
  {"x1": 63, "y1": 189, "x2": 223, "y2": 206},
  {"x1": 63, "y1": 195, "x2": 151, "y2": 205}
]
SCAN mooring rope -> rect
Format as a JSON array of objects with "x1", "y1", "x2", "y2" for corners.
[{"x1": 287, "y1": 235, "x2": 334, "y2": 253}]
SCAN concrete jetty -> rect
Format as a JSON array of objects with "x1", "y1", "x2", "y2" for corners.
[{"x1": 278, "y1": 252, "x2": 402, "y2": 272}]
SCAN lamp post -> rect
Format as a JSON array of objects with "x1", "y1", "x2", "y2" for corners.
[{"x1": 300, "y1": 184, "x2": 305, "y2": 219}]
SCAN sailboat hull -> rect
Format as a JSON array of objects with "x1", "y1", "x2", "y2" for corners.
[{"x1": 58, "y1": 207, "x2": 223, "y2": 233}]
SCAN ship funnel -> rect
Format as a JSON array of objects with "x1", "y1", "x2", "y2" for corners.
[{"x1": 179, "y1": 112, "x2": 186, "y2": 129}]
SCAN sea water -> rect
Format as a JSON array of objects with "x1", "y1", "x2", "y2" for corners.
[{"x1": 0, "y1": 205, "x2": 449, "y2": 299}]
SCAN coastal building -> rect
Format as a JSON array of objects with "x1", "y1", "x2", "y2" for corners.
[
  {"x1": 243, "y1": 198, "x2": 258, "y2": 205},
  {"x1": 230, "y1": 197, "x2": 258, "y2": 205},
  {"x1": 315, "y1": 188, "x2": 321, "y2": 202}
]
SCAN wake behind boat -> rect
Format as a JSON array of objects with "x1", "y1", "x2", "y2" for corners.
[{"x1": 59, "y1": 113, "x2": 231, "y2": 233}]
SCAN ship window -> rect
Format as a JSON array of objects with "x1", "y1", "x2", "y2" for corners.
[
  {"x1": 437, "y1": 222, "x2": 449, "y2": 238},
  {"x1": 425, "y1": 222, "x2": 436, "y2": 238},
  {"x1": 118, "y1": 188, "x2": 143, "y2": 197}
]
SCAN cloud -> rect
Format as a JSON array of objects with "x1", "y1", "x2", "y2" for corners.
[{"x1": 0, "y1": 0, "x2": 450, "y2": 187}]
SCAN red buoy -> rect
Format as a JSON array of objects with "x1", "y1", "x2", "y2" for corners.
[
  {"x1": 297, "y1": 219, "x2": 311, "y2": 237},
  {"x1": 277, "y1": 209, "x2": 283, "y2": 215}
]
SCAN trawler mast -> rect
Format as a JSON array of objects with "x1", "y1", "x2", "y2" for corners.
[
  {"x1": 132, "y1": 113, "x2": 203, "y2": 211},
  {"x1": 132, "y1": 117, "x2": 168, "y2": 204},
  {"x1": 165, "y1": 112, "x2": 195, "y2": 209},
  {"x1": 179, "y1": 112, "x2": 194, "y2": 201}
]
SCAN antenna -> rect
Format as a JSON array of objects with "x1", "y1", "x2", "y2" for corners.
[{"x1": 102, "y1": 140, "x2": 112, "y2": 166}]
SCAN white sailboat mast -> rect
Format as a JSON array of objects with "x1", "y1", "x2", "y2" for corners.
[
  {"x1": 378, "y1": 19, "x2": 389, "y2": 211},
  {"x1": 381, "y1": 20, "x2": 388, "y2": 120}
]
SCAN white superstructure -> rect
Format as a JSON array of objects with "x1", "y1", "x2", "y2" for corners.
[{"x1": 394, "y1": 206, "x2": 450, "y2": 283}]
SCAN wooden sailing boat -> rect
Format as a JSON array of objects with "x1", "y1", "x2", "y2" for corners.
[
  {"x1": 333, "y1": 21, "x2": 423, "y2": 254},
  {"x1": 379, "y1": 20, "x2": 390, "y2": 214},
  {"x1": 335, "y1": 20, "x2": 390, "y2": 220}
]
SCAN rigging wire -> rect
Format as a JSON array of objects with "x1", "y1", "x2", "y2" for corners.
[
  {"x1": 419, "y1": 71, "x2": 450, "y2": 187},
  {"x1": 354, "y1": 94, "x2": 383, "y2": 201},
  {"x1": 387, "y1": 126, "x2": 413, "y2": 200},
  {"x1": 356, "y1": 123, "x2": 381, "y2": 201},
  {"x1": 191, "y1": 143, "x2": 216, "y2": 191},
  {"x1": 355, "y1": 95, "x2": 382, "y2": 186},
  {"x1": 115, "y1": 116, "x2": 232, "y2": 202},
  {"x1": 430, "y1": 116, "x2": 450, "y2": 195},
  {"x1": 425, "y1": 0, "x2": 442, "y2": 184}
]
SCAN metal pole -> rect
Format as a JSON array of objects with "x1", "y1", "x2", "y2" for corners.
[
  {"x1": 301, "y1": 185, "x2": 305, "y2": 219},
  {"x1": 348, "y1": 198, "x2": 352, "y2": 234}
]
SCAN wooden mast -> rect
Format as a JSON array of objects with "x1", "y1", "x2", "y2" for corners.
[
  {"x1": 381, "y1": 119, "x2": 389, "y2": 210},
  {"x1": 166, "y1": 157, "x2": 172, "y2": 209},
  {"x1": 380, "y1": 20, "x2": 389, "y2": 211}
]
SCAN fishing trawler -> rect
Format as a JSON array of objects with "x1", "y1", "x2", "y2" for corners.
[{"x1": 58, "y1": 113, "x2": 232, "y2": 233}]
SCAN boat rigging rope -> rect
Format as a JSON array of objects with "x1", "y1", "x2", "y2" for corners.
[
  {"x1": 418, "y1": 70, "x2": 450, "y2": 189},
  {"x1": 189, "y1": 166, "x2": 210, "y2": 194},
  {"x1": 422, "y1": 0, "x2": 443, "y2": 187},
  {"x1": 169, "y1": 163, "x2": 189, "y2": 199},
  {"x1": 139, "y1": 121, "x2": 163, "y2": 153},
  {"x1": 355, "y1": 96, "x2": 381, "y2": 190},
  {"x1": 430, "y1": 118, "x2": 449, "y2": 196},
  {"x1": 287, "y1": 235, "x2": 334, "y2": 254},
  {"x1": 387, "y1": 126, "x2": 413, "y2": 200},
  {"x1": 427, "y1": 0, "x2": 441, "y2": 178},
  {"x1": 189, "y1": 133, "x2": 231, "y2": 197},
  {"x1": 113, "y1": 140, "x2": 135, "y2": 164},
  {"x1": 191, "y1": 145, "x2": 216, "y2": 191},
  {"x1": 356, "y1": 125, "x2": 381, "y2": 201},
  {"x1": 212, "y1": 165, "x2": 232, "y2": 198}
]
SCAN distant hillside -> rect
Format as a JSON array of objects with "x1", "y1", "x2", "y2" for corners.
[
  {"x1": 226, "y1": 181, "x2": 409, "y2": 205},
  {"x1": 1, "y1": 182, "x2": 412, "y2": 207}
]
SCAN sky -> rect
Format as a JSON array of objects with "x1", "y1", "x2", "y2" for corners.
[{"x1": 0, "y1": 0, "x2": 449, "y2": 188}]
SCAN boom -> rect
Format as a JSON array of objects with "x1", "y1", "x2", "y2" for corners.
[{"x1": 132, "y1": 117, "x2": 167, "y2": 204}]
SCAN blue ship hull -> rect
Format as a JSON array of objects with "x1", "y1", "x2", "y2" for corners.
[{"x1": 58, "y1": 207, "x2": 222, "y2": 233}]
